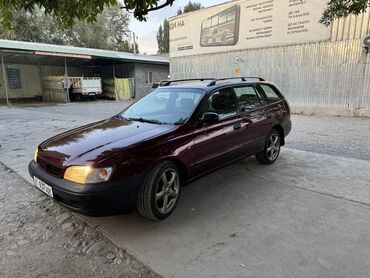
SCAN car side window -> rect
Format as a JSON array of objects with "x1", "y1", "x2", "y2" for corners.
[
  {"x1": 203, "y1": 88, "x2": 237, "y2": 119},
  {"x1": 260, "y1": 84, "x2": 282, "y2": 103},
  {"x1": 234, "y1": 85, "x2": 262, "y2": 111}
]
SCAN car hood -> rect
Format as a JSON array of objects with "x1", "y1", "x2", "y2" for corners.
[{"x1": 38, "y1": 117, "x2": 176, "y2": 167}]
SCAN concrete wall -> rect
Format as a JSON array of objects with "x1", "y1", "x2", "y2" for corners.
[
  {"x1": 101, "y1": 63, "x2": 135, "y2": 79},
  {"x1": 0, "y1": 63, "x2": 42, "y2": 100},
  {"x1": 134, "y1": 63, "x2": 169, "y2": 99},
  {"x1": 42, "y1": 65, "x2": 93, "y2": 78}
]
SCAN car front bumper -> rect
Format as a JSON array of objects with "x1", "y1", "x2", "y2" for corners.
[{"x1": 28, "y1": 160, "x2": 143, "y2": 216}]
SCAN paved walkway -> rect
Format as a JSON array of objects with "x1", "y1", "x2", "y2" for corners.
[{"x1": 1, "y1": 103, "x2": 370, "y2": 277}]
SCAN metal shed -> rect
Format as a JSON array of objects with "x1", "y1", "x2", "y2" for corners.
[{"x1": 0, "y1": 40, "x2": 169, "y2": 105}]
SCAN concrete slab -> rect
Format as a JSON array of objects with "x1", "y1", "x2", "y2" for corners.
[
  {"x1": 174, "y1": 188, "x2": 370, "y2": 278},
  {"x1": 1, "y1": 104, "x2": 370, "y2": 277},
  {"x1": 78, "y1": 149, "x2": 370, "y2": 277}
]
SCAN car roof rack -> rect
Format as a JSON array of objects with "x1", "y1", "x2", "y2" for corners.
[
  {"x1": 207, "y1": 77, "x2": 265, "y2": 86},
  {"x1": 159, "y1": 77, "x2": 265, "y2": 87},
  {"x1": 160, "y1": 78, "x2": 215, "y2": 87}
]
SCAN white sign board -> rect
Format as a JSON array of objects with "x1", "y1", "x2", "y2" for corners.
[{"x1": 169, "y1": 0, "x2": 331, "y2": 57}]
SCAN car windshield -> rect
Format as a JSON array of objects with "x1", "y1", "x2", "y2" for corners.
[{"x1": 119, "y1": 88, "x2": 204, "y2": 125}]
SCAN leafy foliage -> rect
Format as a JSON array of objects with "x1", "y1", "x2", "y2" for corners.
[
  {"x1": 157, "y1": 19, "x2": 169, "y2": 54},
  {"x1": 122, "y1": 0, "x2": 175, "y2": 21},
  {"x1": 320, "y1": 0, "x2": 370, "y2": 26},
  {"x1": 0, "y1": 0, "x2": 176, "y2": 28},
  {"x1": 0, "y1": 0, "x2": 118, "y2": 29},
  {"x1": 0, "y1": 7, "x2": 137, "y2": 52},
  {"x1": 177, "y1": 1, "x2": 203, "y2": 15}
]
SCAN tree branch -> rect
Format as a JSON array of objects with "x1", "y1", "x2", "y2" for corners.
[{"x1": 120, "y1": 0, "x2": 175, "y2": 20}]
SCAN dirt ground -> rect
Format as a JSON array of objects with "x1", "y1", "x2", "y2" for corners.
[{"x1": 0, "y1": 163, "x2": 160, "y2": 278}]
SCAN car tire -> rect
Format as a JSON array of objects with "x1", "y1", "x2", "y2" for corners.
[
  {"x1": 137, "y1": 161, "x2": 181, "y2": 221},
  {"x1": 255, "y1": 129, "x2": 281, "y2": 164}
]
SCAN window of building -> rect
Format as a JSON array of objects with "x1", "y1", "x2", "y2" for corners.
[
  {"x1": 234, "y1": 85, "x2": 262, "y2": 111},
  {"x1": 6, "y1": 68, "x2": 22, "y2": 89},
  {"x1": 260, "y1": 84, "x2": 282, "y2": 103},
  {"x1": 145, "y1": 71, "x2": 153, "y2": 84}
]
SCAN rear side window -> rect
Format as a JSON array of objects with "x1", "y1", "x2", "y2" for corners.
[
  {"x1": 234, "y1": 86, "x2": 262, "y2": 111},
  {"x1": 260, "y1": 85, "x2": 282, "y2": 103}
]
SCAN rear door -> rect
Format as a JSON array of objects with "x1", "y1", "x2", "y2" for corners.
[
  {"x1": 191, "y1": 87, "x2": 246, "y2": 175},
  {"x1": 256, "y1": 84, "x2": 286, "y2": 126},
  {"x1": 233, "y1": 84, "x2": 272, "y2": 154}
]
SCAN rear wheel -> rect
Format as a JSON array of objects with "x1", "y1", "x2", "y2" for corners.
[
  {"x1": 255, "y1": 129, "x2": 281, "y2": 164},
  {"x1": 137, "y1": 161, "x2": 181, "y2": 220}
]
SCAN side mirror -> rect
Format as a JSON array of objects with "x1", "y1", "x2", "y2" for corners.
[
  {"x1": 200, "y1": 112, "x2": 220, "y2": 124},
  {"x1": 152, "y1": 82, "x2": 160, "y2": 89}
]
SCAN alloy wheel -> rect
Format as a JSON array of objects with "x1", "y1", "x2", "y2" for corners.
[
  {"x1": 267, "y1": 134, "x2": 280, "y2": 161},
  {"x1": 155, "y1": 168, "x2": 180, "y2": 214}
]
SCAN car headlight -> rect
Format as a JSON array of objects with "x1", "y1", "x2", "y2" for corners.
[
  {"x1": 64, "y1": 166, "x2": 113, "y2": 184},
  {"x1": 34, "y1": 148, "x2": 39, "y2": 162}
]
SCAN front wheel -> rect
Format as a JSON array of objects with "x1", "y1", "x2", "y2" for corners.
[
  {"x1": 255, "y1": 129, "x2": 281, "y2": 164},
  {"x1": 137, "y1": 161, "x2": 181, "y2": 220}
]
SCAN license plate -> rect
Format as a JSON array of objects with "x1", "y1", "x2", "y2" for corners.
[{"x1": 33, "y1": 176, "x2": 53, "y2": 198}]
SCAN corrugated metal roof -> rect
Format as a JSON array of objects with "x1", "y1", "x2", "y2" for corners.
[{"x1": 0, "y1": 39, "x2": 169, "y2": 65}]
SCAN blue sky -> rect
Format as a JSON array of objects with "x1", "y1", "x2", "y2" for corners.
[{"x1": 129, "y1": 0, "x2": 226, "y2": 54}]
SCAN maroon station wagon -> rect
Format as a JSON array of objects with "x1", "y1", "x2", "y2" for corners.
[{"x1": 29, "y1": 77, "x2": 291, "y2": 220}]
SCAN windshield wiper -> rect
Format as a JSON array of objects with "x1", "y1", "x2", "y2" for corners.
[{"x1": 126, "y1": 117, "x2": 162, "y2": 125}]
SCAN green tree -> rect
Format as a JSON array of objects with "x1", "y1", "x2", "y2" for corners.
[
  {"x1": 0, "y1": 0, "x2": 176, "y2": 28},
  {"x1": 320, "y1": 0, "x2": 370, "y2": 26},
  {"x1": 64, "y1": 8, "x2": 132, "y2": 51},
  {"x1": 0, "y1": 7, "x2": 138, "y2": 52},
  {"x1": 157, "y1": 1, "x2": 202, "y2": 54},
  {"x1": 177, "y1": 1, "x2": 203, "y2": 15},
  {"x1": 157, "y1": 24, "x2": 165, "y2": 53},
  {"x1": 157, "y1": 19, "x2": 169, "y2": 54}
]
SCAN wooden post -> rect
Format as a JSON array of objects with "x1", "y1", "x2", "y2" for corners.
[{"x1": 64, "y1": 57, "x2": 70, "y2": 103}]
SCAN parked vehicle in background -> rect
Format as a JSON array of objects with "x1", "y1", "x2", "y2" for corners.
[
  {"x1": 29, "y1": 77, "x2": 291, "y2": 221},
  {"x1": 69, "y1": 77, "x2": 102, "y2": 101}
]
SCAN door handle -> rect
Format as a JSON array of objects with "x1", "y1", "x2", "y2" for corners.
[
  {"x1": 266, "y1": 115, "x2": 272, "y2": 119},
  {"x1": 233, "y1": 123, "x2": 242, "y2": 130}
]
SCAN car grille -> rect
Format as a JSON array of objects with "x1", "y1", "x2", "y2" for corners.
[
  {"x1": 46, "y1": 164, "x2": 62, "y2": 177},
  {"x1": 36, "y1": 157, "x2": 63, "y2": 178}
]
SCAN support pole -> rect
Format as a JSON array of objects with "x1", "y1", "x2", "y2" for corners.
[
  {"x1": 1, "y1": 50, "x2": 11, "y2": 107},
  {"x1": 113, "y1": 59, "x2": 119, "y2": 101},
  {"x1": 113, "y1": 59, "x2": 116, "y2": 78},
  {"x1": 64, "y1": 57, "x2": 70, "y2": 103}
]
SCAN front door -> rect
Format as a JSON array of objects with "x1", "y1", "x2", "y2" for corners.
[{"x1": 191, "y1": 88, "x2": 245, "y2": 176}]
